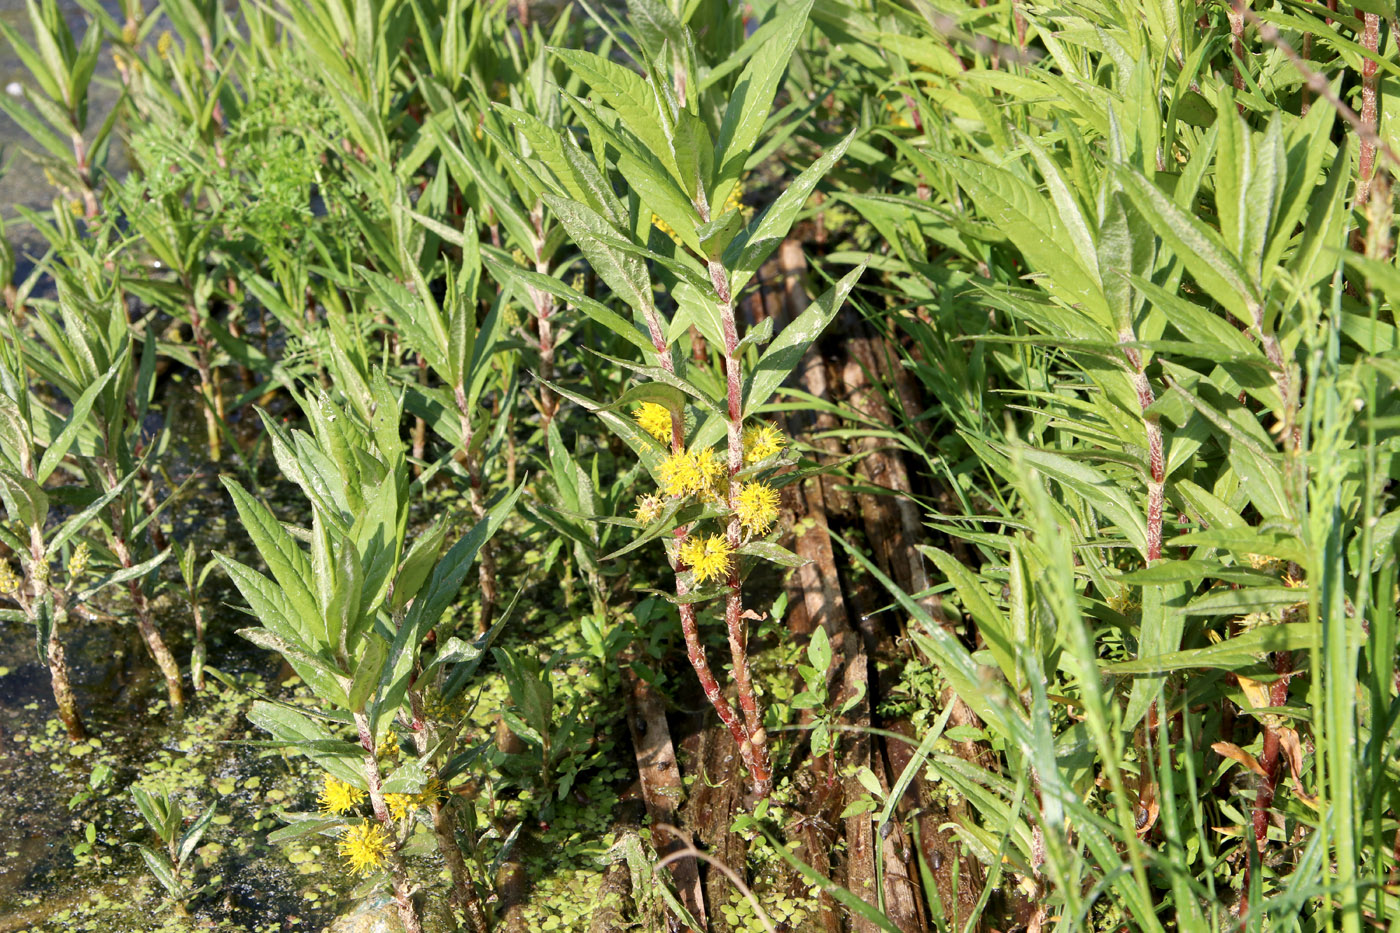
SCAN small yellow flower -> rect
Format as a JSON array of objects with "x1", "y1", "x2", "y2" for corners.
[
  {"x1": 742, "y1": 423, "x2": 785, "y2": 464},
  {"x1": 634, "y1": 494, "x2": 664, "y2": 525},
  {"x1": 680, "y1": 534, "x2": 732, "y2": 584},
  {"x1": 658, "y1": 450, "x2": 703, "y2": 498},
  {"x1": 318, "y1": 775, "x2": 366, "y2": 815},
  {"x1": 691, "y1": 447, "x2": 726, "y2": 496},
  {"x1": 68, "y1": 199, "x2": 84, "y2": 218},
  {"x1": 415, "y1": 778, "x2": 442, "y2": 809},
  {"x1": 651, "y1": 213, "x2": 683, "y2": 246},
  {"x1": 157, "y1": 30, "x2": 173, "y2": 59},
  {"x1": 385, "y1": 793, "x2": 414, "y2": 821},
  {"x1": 375, "y1": 733, "x2": 400, "y2": 760},
  {"x1": 658, "y1": 447, "x2": 726, "y2": 499},
  {"x1": 0, "y1": 562, "x2": 19, "y2": 595},
  {"x1": 338, "y1": 822, "x2": 392, "y2": 875},
  {"x1": 67, "y1": 542, "x2": 89, "y2": 580},
  {"x1": 722, "y1": 184, "x2": 744, "y2": 216},
  {"x1": 633, "y1": 402, "x2": 673, "y2": 443},
  {"x1": 735, "y1": 483, "x2": 780, "y2": 535}
]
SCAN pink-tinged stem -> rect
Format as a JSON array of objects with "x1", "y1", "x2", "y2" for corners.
[
  {"x1": 640, "y1": 292, "x2": 761, "y2": 779},
  {"x1": 1357, "y1": 14, "x2": 1380, "y2": 206},
  {"x1": 355, "y1": 713, "x2": 424, "y2": 933},
  {"x1": 1120, "y1": 337, "x2": 1164, "y2": 562},
  {"x1": 711, "y1": 259, "x2": 773, "y2": 797}
]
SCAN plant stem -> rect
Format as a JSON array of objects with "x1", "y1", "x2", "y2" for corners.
[
  {"x1": 98, "y1": 453, "x2": 183, "y2": 712},
  {"x1": 1120, "y1": 337, "x2": 1164, "y2": 561},
  {"x1": 455, "y1": 384, "x2": 498, "y2": 633},
  {"x1": 354, "y1": 712, "x2": 424, "y2": 933},
  {"x1": 1251, "y1": 652, "x2": 1293, "y2": 855},
  {"x1": 47, "y1": 608, "x2": 85, "y2": 740},
  {"x1": 185, "y1": 292, "x2": 222, "y2": 463},
  {"x1": 189, "y1": 594, "x2": 207, "y2": 692},
  {"x1": 710, "y1": 259, "x2": 772, "y2": 796},
  {"x1": 1355, "y1": 14, "x2": 1380, "y2": 208},
  {"x1": 532, "y1": 209, "x2": 557, "y2": 427},
  {"x1": 406, "y1": 689, "x2": 489, "y2": 933},
  {"x1": 636, "y1": 287, "x2": 758, "y2": 778}
]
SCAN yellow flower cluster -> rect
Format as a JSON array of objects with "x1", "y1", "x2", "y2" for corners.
[
  {"x1": 658, "y1": 447, "x2": 725, "y2": 499},
  {"x1": 157, "y1": 30, "x2": 174, "y2": 59},
  {"x1": 419, "y1": 690, "x2": 470, "y2": 723},
  {"x1": 385, "y1": 793, "x2": 413, "y2": 820},
  {"x1": 651, "y1": 213, "x2": 683, "y2": 246},
  {"x1": 736, "y1": 482, "x2": 780, "y2": 535},
  {"x1": 743, "y1": 423, "x2": 785, "y2": 464},
  {"x1": 0, "y1": 562, "x2": 19, "y2": 596},
  {"x1": 67, "y1": 542, "x2": 89, "y2": 579},
  {"x1": 680, "y1": 534, "x2": 732, "y2": 584},
  {"x1": 722, "y1": 184, "x2": 744, "y2": 217},
  {"x1": 385, "y1": 778, "x2": 441, "y2": 821},
  {"x1": 634, "y1": 493, "x2": 664, "y2": 525},
  {"x1": 375, "y1": 733, "x2": 400, "y2": 761},
  {"x1": 633, "y1": 402, "x2": 673, "y2": 443},
  {"x1": 318, "y1": 775, "x2": 366, "y2": 815},
  {"x1": 629, "y1": 408, "x2": 787, "y2": 585},
  {"x1": 338, "y1": 822, "x2": 391, "y2": 875}
]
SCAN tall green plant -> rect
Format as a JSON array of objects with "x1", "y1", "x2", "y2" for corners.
[
  {"x1": 219, "y1": 382, "x2": 515, "y2": 933},
  {"x1": 493, "y1": 0, "x2": 862, "y2": 796}
]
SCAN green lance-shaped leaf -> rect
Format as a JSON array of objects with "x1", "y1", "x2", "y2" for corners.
[
  {"x1": 1104, "y1": 623, "x2": 1316, "y2": 675},
  {"x1": 1011, "y1": 445, "x2": 1150, "y2": 557},
  {"x1": 931, "y1": 152, "x2": 1112, "y2": 327},
  {"x1": 738, "y1": 540, "x2": 808, "y2": 568},
  {"x1": 362, "y1": 269, "x2": 447, "y2": 378},
  {"x1": 540, "y1": 193, "x2": 656, "y2": 319},
  {"x1": 924, "y1": 545, "x2": 1019, "y2": 687},
  {"x1": 483, "y1": 248, "x2": 656, "y2": 356},
  {"x1": 237, "y1": 626, "x2": 350, "y2": 710},
  {"x1": 1122, "y1": 580, "x2": 1191, "y2": 732},
  {"x1": 723, "y1": 128, "x2": 857, "y2": 292},
  {"x1": 559, "y1": 90, "x2": 707, "y2": 258},
  {"x1": 690, "y1": 261, "x2": 865, "y2": 449},
  {"x1": 549, "y1": 47, "x2": 682, "y2": 189},
  {"x1": 391, "y1": 516, "x2": 450, "y2": 614},
  {"x1": 221, "y1": 477, "x2": 321, "y2": 634},
  {"x1": 710, "y1": 0, "x2": 814, "y2": 213},
  {"x1": 36, "y1": 362, "x2": 117, "y2": 484},
  {"x1": 374, "y1": 482, "x2": 525, "y2": 737},
  {"x1": 246, "y1": 701, "x2": 366, "y2": 787},
  {"x1": 1116, "y1": 164, "x2": 1260, "y2": 327},
  {"x1": 0, "y1": 468, "x2": 48, "y2": 530}
]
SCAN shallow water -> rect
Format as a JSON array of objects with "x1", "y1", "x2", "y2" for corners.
[{"x1": 0, "y1": 1, "x2": 127, "y2": 264}]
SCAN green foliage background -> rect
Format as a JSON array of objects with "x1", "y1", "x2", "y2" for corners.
[{"x1": 0, "y1": 0, "x2": 1396, "y2": 930}]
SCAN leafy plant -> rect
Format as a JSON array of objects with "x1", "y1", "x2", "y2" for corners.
[
  {"x1": 130, "y1": 786, "x2": 216, "y2": 913},
  {"x1": 219, "y1": 383, "x2": 516, "y2": 933},
  {"x1": 502, "y1": 0, "x2": 863, "y2": 798}
]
